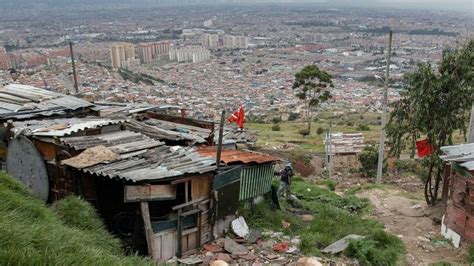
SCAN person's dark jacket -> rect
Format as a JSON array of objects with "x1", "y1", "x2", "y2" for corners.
[{"x1": 280, "y1": 166, "x2": 294, "y2": 184}]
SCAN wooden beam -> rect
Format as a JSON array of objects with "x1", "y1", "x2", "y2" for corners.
[
  {"x1": 140, "y1": 202, "x2": 155, "y2": 258},
  {"x1": 172, "y1": 197, "x2": 209, "y2": 211},
  {"x1": 125, "y1": 184, "x2": 176, "y2": 202}
]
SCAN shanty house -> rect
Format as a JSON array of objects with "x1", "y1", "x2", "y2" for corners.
[
  {"x1": 6, "y1": 117, "x2": 217, "y2": 259},
  {"x1": 440, "y1": 143, "x2": 474, "y2": 247}
]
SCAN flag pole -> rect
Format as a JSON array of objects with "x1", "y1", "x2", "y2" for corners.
[{"x1": 216, "y1": 110, "x2": 226, "y2": 169}]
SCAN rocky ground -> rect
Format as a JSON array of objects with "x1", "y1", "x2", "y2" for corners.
[{"x1": 357, "y1": 187, "x2": 468, "y2": 265}]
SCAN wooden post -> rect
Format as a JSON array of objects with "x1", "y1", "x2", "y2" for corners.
[
  {"x1": 216, "y1": 110, "x2": 225, "y2": 168},
  {"x1": 140, "y1": 202, "x2": 155, "y2": 257},
  {"x1": 442, "y1": 162, "x2": 451, "y2": 203},
  {"x1": 69, "y1": 41, "x2": 79, "y2": 94},
  {"x1": 177, "y1": 209, "x2": 182, "y2": 258}
]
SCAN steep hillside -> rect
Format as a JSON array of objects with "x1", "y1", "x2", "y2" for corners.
[{"x1": 0, "y1": 172, "x2": 153, "y2": 265}]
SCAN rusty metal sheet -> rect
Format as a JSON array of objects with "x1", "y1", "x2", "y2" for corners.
[{"x1": 197, "y1": 147, "x2": 279, "y2": 164}]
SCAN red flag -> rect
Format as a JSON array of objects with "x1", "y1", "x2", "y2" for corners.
[
  {"x1": 416, "y1": 138, "x2": 435, "y2": 157},
  {"x1": 228, "y1": 105, "x2": 245, "y2": 129}
]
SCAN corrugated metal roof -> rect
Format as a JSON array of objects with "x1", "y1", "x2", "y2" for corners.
[
  {"x1": 92, "y1": 102, "x2": 182, "y2": 117},
  {"x1": 215, "y1": 129, "x2": 257, "y2": 145},
  {"x1": 0, "y1": 84, "x2": 93, "y2": 120},
  {"x1": 11, "y1": 118, "x2": 124, "y2": 137},
  {"x1": 440, "y1": 143, "x2": 474, "y2": 170},
  {"x1": 60, "y1": 130, "x2": 164, "y2": 151},
  {"x1": 58, "y1": 130, "x2": 216, "y2": 182},
  {"x1": 197, "y1": 147, "x2": 279, "y2": 164},
  {"x1": 125, "y1": 119, "x2": 208, "y2": 144},
  {"x1": 73, "y1": 145, "x2": 215, "y2": 182}
]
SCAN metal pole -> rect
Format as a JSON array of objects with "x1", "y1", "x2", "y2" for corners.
[
  {"x1": 327, "y1": 122, "x2": 333, "y2": 179},
  {"x1": 216, "y1": 110, "x2": 225, "y2": 168},
  {"x1": 468, "y1": 104, "x2": 474, "y2": 143},
  {"x1": 376, "y1": 31, "x2": 392, "y2": 183},
  {"x1": 69, "y1": 41, "x2": 79, "y2": 94}
]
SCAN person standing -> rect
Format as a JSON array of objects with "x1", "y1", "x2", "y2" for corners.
[{"x1": 278, "y1": 163, "x2": 294, "y2": 199}]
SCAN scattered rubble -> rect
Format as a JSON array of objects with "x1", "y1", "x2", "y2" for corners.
[
  {"x1": 224, "y1": 237, "x2": 248, "y2": 255},
  {"x1": 322, "y1": 234, "x2": 364, "y2": 254},
  {"x1": 231, "y1": 216, "x2": 250, "y2": 238},
  {"x1": 296, "y1": 257, "x2": 323, "y2": 266}
]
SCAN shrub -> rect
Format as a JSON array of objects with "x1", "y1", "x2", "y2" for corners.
[
  {"x1": 316, "y1": 127, "x2": 325, "y2": 135},
  {"x1": 359, "y1": 145, "x2": 378, "y2": 177},
  {"x1": 288, "y1": 112, "x2": 300, "y2": 121},
  {"x1": 357, "y1": 124, "x2": 370, "y2": 131},
  {"x1": 272, "y1": 124, "x2": 281, "y2": 131},
  {"x1": 346, "y1": 122, "x2": 354, "y2": 127},
  {"x1": 299, "y1": 128, "x2": 310, "y2": 138},
  {"x1": 272, "y1": 117, "x2": 282, "y2": 124},
  {"x1": 469, "y1": 243, "x2": 474, "y2": 263},
  {"x1": 345, "y1": 230, "x2": 405, "y2": 266}
]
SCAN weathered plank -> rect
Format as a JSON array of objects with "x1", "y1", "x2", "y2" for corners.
[{"x1": 125, "y1": 184, "x2": 176, "y2": 202}]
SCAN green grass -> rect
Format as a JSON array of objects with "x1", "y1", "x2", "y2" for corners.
[
  {"x1": 247, "y1": 118, "x2": 381, "y2": 153},
  {"x1": 314, "y1": 179, "x2": 337, "y2": 191},
  {"x1": 239, "y1": 178, "x2": 405, "y2": 264},
  {"x1": 469, "y1": 243, "x2": 474, "y2": 264},
  {"x1": 0, "y1": 171, "x2": 153, "y2": 265}
]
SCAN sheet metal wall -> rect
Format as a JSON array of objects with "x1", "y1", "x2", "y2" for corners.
[{"x1": 239, "y1": 163, "x2": 274, "y2": 201}]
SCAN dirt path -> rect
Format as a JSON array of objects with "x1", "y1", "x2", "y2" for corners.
[{"x1": 357, "y1": 188, "x2": 468, "y2": 265}]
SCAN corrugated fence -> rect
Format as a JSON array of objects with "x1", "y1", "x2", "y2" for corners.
[{"x1": 239, "y1": 163, "x2": 274, "y2": 201}]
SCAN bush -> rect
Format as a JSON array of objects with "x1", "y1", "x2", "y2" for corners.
[
  {"x1": 346, "y1": 230, "x2": 405, "y2": 266},
  {"x1": 299, "y1": 128, "x2": 310, "y2": 138},
  {"x1": 272, "y1": 124, "x2": 281, "y2": 131},
  {"x1": 359, "y1": 145, "x2": 378, "y2": 177},
  {"x1": 271, "y1": 117, "x2": 282, "y2": 124},
  {"x1": 346, "y1": 122, "x2": 354, "y2": 127},
  {"x1": 357, "y1": 124, "x2": 370, "y2": 131},
  {"x1": 288, "y1": 112, "x2": 300, "y2": 121},
  {"x1": 316, "y1": 127, "x2": 325, "y2": 135},
  {"x1": 469, "y1": 243, "x2": 474, "y2": 263}
]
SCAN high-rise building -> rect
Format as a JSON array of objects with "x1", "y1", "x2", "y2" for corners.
[
  {"x1": 223, "y1": 35, "x2": 236, "y2": 49},
  {"x1": 235, "y1": 36, "x2": 249, "y2": 49},
  {"x1": 202, "y1": 34, "x2": 219, "y2": 49},
  {"x1": 169, "y1": 46, "x2": 210, "y2": 63},
  {"x1": 223, "y1": 35, "x2": 248, "y2": 50},
  {"x1": 110, "y1": 42, "x2": 135, "y2": 68},
  {"x1": 138, "y1": 43, "x2": 154, "y2": 64},
  {"x1": 137, "y1": 41, "x2": 171, "y2": 64}
]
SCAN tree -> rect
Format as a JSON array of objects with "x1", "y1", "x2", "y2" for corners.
[
  {"x1": 386, "y1": 40, "x2": 474, "y2": 205},
  {"x1": 298, "y1": 128, "x2": 310, "y2": 138},
  {"x1": 359, "y1": 145, "x2": 378, "y2": 177},
  {"x1": 293, "y1": 65, "x2": 333, "y2": 132},
  {"x1": 316, "y1": 127, "x2": 325, "y2": 135}
]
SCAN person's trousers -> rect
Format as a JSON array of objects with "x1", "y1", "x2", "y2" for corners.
[{"x1": 277, "y1": 181, "x2": 290, "y2": 199}]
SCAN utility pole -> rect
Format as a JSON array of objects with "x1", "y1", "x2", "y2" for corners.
[
  {"x1": 326, "y1": 122, "x2": 333, "y2": 179},
  {"x1": 376, "y1": 31, "x2": 393, "y2": 183},
  {"x1": 69, "y1": 41, "x2": 79, "y2": 94},
  {"x1": 216, "y1": 110, "x2": 226, "y2": 169},
  {"x1": 468, "y1": 104, "x2": 474, "y2": 143}
]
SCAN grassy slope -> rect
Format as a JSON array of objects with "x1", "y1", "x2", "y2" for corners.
[
  {"x1": 0, "y1": 171, "x2": 153, "y2": 265},
  {"x1": 240, "y1": 177, "x2": 405, "y2": 265},
  {"x1": 247, "y1": 120, "x2": 381, "y2": 153}
]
